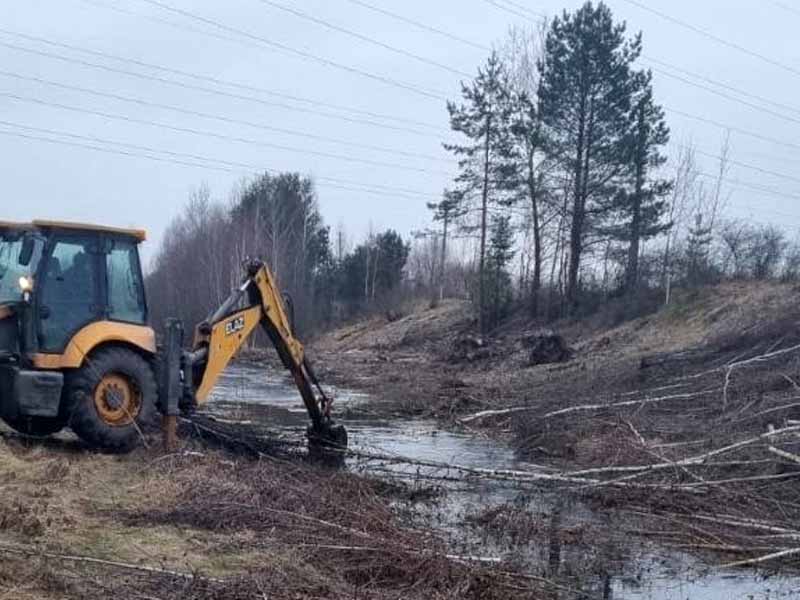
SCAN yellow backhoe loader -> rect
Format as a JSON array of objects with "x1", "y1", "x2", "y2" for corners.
[{"x1": 0, "y1": 220, "x2": 346, "y2": 452}]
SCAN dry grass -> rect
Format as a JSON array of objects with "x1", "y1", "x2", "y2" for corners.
[{"x1": 0, "y1": 428, "x2": 551, "y2": 600}]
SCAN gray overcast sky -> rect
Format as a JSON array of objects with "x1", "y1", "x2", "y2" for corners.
[{"x1": 3, "y1": 0, "x2": 800, "y2": 265}]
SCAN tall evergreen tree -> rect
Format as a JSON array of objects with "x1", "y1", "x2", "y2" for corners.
[
  {"x1": 538, "y1": 1, "x2": 641, "y2": 311},
  {"x1": 444, "y1": 51, "x2": 516, "y2": 333},
  {"x1": 611, "y1": 73, "x2": 672, "y2": 292}
]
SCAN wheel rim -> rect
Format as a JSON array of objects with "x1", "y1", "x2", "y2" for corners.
[{"x1": 93, "y1": 373, "x2": 142, "y2": 427}]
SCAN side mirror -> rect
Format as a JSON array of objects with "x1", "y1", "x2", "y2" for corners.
[{"x1": 18, "y1": 234, "x2": 35, "y2": 267}]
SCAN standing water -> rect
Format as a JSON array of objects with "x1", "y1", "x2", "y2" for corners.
[{"x1": 208, "y1": 363, "x2": 799, "y2": 600}]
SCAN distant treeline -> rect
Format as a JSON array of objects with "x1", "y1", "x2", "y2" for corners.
[{"x1": 146, "y1": 173, "x2": 410, "y2": 336}]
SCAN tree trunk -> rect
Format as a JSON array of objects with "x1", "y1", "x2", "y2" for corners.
[
  {"x1": 478, "y1": 114, "x2": 492, "y2": 334},
  {"x1": 625, "y1": 104, "x2": 646, "y2": 293},
  {"x1": 566, "y1": 94, "x2": 589, "y2": 312},
  {"x1": 439, "y1": 212, "x2": 448, "y2": 303},
  {"x1": 527, "y1": 154, "x2": 542, "y2": 319}
]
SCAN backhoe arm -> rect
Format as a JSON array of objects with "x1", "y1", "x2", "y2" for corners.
[{"x1": 184, "y1": 260, "x2": 335, "y2": 438}]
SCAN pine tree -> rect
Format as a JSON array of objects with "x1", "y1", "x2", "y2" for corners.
[
  {"x1": 486, "y1": 214, "x2": 516, "y2": 329},
  {"x1": 605, "y1": 73, "x2": 673, "y2": 292},
  {"x1": 538, "y1": 1, "x2": 641, "y2": 311},
  {"x1": 444, "y1": 51, "x2": 516, "y2": 333}
]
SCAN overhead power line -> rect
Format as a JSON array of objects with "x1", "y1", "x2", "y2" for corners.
[
  {"x1": 0, "y1": 91, "x2": 454, "y2": 176},
  {"x1": 0, "y1": 27, "x2": 444, "y2": 131},
  {"x1": 690, "y1": 146, "x2": 800, "y2": 187},
  {"x1": 665, "y1": 105, "x2": 800, "y2": 155},
  {"x1": 0, "y1": 121, "x2": 440, "y2": 202},
  {"x1": 643, "y1": 54, "x2": 800, "y2": 118},
  {"x1": 479, "y1": 0, "x2": 545, "y2": 23},
  {"x1": 695, "y1": 170, "x2": 800, "y2": 204},
  {"x1": 0, "y1": 38, "x2": 446, "y2": 140},
  {"x1": 2, "y1": 120, "x2": 798, "y2": 226},
  {"x1": 499, "y1": 0, "x2": 548, "y2": 20},
  {"x1": 0, "y1": 69, "x2": 451, "y2": 164},
  {"x1": 133, "y1": 0, "x2": 448, "y2": 100},
  {"x1": 621, "y1": 0, "x2": 800, "y2": 79},
  {"x1": 342, "y1": 0, "x2": 490, "y2": 52},
  {"x1": 255, "y1": 0, "x2": 472, "y2": 78},
  {"x1": 650, "y1": 65, "x2": 800, "y2": 126},
  {"x1": 769, "y1": 1, "x2": 800, "y2": 18}
]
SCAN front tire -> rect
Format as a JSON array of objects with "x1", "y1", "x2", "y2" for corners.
[{"x1": 65, "y1": 347, "x2": 157, "y2": 453}]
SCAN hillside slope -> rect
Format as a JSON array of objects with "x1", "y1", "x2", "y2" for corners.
[{"x1": 313, "y1": 281, "x2": 800, "y2": 429}]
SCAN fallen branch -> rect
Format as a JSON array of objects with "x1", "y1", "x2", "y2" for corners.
[
  {"x1": 723, "y1": 343, "x2": 800, "y2": 407},
  {"x1": 0, "y1": 543, "x2": 217, "y2": 582},
  {"x1": 721, "y1": 547, "x2": 800, "y2": 569},
  {"x1": 768, "y1": 444, "x2": 800, "y2": 465},
  {"x1": 460, "y1": 389, "x2": 714, "y2": 424}
]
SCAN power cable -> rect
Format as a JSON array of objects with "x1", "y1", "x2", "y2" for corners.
[
  {"x1": 342, "y1": 0, "x2": 490, "y2": 52},
  {"x1": 255, "y1": 0, "x2": 472, "y2": 78},
  {"x1": 0, "y1": 27, "x2": 445, "y2": 131},
  {"x1": 665, "y1": 105, "x2": 800, "y2": 154},
  {"x1": 0, "y1": 122, "x2": 440, "y2": 202},
  {"x1": 768, "y1": 1, "x2": 800, "y2": 18},
  {"x1": 0, "y1": 69, "x2": 451, "y2": 164},
  {"x1": 133, "y1": 0, "x2": 449, "y2": 100},
  {"x1": 688, "y1": 146, "x2": 800, "y2": 187},
  {"x1": 621, "y1": 0, "x2": 800, "y2": 79},
  {"x1": 0, "y1": 91, "x2": 454, "y2": 176},
  {"x1": 498, "y1": 0, "x2": 548, "y2": 20},
  {"x1": 695, "y1": 170, "x2": 800, "y2": 203},
  {"x1": 650, "y1": 65, "x2": 800, "y2": 126},
  {"x1": 0, "y1": 39, "x2": 445, "y2": 140},
  {"x1": 642, "y1": 54, "x2": 800, "y2": 118},
  {"x1": 3, "y1": 120, "x2": 800, "y2": 229},
  {"x1": 478, "y1": 0, "x2": 544, "y2": 23}
]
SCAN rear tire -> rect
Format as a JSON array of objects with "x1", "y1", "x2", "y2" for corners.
[
  {"x1": 65, "y1": 347, "x2": 157, "y2": 453},
  {"x1": 4, "y1": 416, "x2": 64, "y2": 437}
]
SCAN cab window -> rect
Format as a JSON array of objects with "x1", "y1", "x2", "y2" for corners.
[
  {"x1": 38, "y1": 237, "x2": 99, "y2": 352},
  {"x1": 106, "y1": 239, "x2": 146, "y2": 324}
]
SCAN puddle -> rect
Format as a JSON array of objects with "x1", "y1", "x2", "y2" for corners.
[{"x1": 207, "y1": 363, "x2": 800, "y2": 600}]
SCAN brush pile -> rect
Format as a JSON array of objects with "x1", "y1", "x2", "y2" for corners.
[{"x1": 113, "y1": 451, "x2": 552, "y2": 600}]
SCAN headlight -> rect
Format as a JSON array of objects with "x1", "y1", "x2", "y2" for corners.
[{"x1": 18, "y1": 276, "x2": 33, "y2": 293}]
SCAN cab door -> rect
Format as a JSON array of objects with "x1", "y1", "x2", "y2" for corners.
[
  {"x1": 37, "y1": 235, "x2": 103, "y2": 353},
  {"x1": 104, "y1": 237, "x2": 147, "y2": 325}
]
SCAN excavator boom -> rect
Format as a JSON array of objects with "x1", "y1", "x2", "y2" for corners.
[{"x1": 161, "y1": 259, "x2": 345, "y2": 448}]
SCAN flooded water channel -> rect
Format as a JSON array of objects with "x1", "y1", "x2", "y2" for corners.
[{"x1": 208, "y1": 363, "x2": 799, "y2": 599}]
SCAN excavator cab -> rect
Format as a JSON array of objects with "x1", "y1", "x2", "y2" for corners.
[{"x1": 0, "y1": 220, "x2": 346, "y2": 452}]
